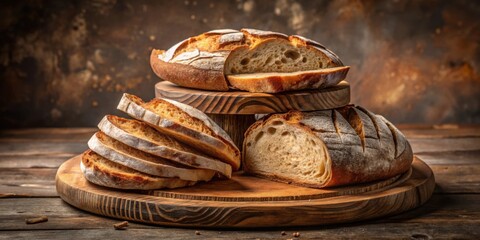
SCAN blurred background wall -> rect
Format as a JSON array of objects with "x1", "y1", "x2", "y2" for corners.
[{"x1": 0, "y1": 0, "x2": 478, "y2": 128}]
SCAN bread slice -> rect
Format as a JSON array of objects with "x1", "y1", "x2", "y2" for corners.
[
  {"x1": 98, "y1": 115, "x2": 232, "y2": 178},
  {"x1": 88, "y1": 131, "x2": 216, "y2": 182},
  {"x1": 80, "y1": 150, "x2": 195, "y2": 190},
  {"x1": 227, "y1": 66, "x2": 350, "y2": 93},
  {"x1": 117, "y1": 93, "x2": 241, "y2": 170},
  {"x1": 242, "y1": 106, "x2": 413, "y2": 188},
  {"x1": 150, "y1": 28, "x2": 349, "y2": 93}
]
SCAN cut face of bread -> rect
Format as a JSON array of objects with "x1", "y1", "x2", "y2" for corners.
[
  {"x1": 98, "y1": 115, "x2": 232, "y2": 178},
  {"x1": 117, "y1": 93, "x2": 241, "y2": 170},
  {"x1": 151, "y1": 28, "x2": 349, "y2": 93},
  {"x1": 81, "y1": 150, "x2": 195, "y2": 190},
  {"x1": 243, "y1": 107, "x2": 413, "y2": 188},
  {"x1": 243, "y1": 119, "x2": 332, "y2": 187},
  {"x1": 224, "y1": 38, "x2": 338, "y2": 75},
  {"x1": 88, "y1": 131, "x2": 216, "y2": 182}
]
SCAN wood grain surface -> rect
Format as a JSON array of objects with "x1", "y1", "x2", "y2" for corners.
[
  {"x1": 155, "y1": 81, "x2": 350, "y2": 114},
  {"x1": 55, "y1": 155, "x2": 434, "y2": 228}
]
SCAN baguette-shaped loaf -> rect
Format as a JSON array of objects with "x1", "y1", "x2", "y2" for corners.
[
  {"x1": 243, "y1": 105, "x2": 413, "y2": 188},
  {"x1": 151, "y1": 28, "x2": 349, "y2": 92},
  {"x1": 98, "y1": 115, "x2": 232, "y2": 178},
  {"x1": 81, "y1": 150, "x2": 195, "y2": 190},
  {"x1": 117, "y1": 93, "x2": 241, "y2": 170},
  {"x1": 88, "y1": 131, "x2": 216, "y2": 182}
]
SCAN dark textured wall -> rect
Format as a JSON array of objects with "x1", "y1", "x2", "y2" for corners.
[{"x1": 0, "y1": 0, "x2": 479, "y2": 127}]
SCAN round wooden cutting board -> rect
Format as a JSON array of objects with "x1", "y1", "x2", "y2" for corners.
[
  {"x1": 155, "y1": 81, "x2": 351, "y2": 149},
  {"x1": 155, "y1": 81, "x2": 350, "y2": 114},
  {"x1": 56, "y1": 155, "x2": 435, "y2": 228}
]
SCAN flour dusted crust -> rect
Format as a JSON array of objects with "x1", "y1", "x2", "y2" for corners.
[
  {"x1": 80, "y1": 150, "x2": 196, "y2": 190},
  {"x1": 98, "y1": 115, "x2": 232, "y2": 178},
  {"x1": 243, "y1": 106, "x2": 413, "y2": 188},
  {"x1": 88, "y1": 132, "x2": 216, "y2": 182},
  {"x1": 150, "y1": 28, "x2": 349, "y2": 93},
  {"x1": 117, "y1": 93, "x2": 241, "y2": 170}
]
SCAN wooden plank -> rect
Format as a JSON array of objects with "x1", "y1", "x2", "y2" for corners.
[
  {"x1": 0, "y1": 142, "x2": 87, "y2": 155},
  {"x1": 0, "y1": 194, "x2": 480, "y2": 231},
  {"x1": 0, "y1": 154, "x2": 73, "y2": 168},
  {"x1": 0, "y1": 128, "x2": 96, "y2": 142},
  {"x1": 399, "y1": 124, "x2": 480, "y2": 139},
  {"x1": 0, "y1": 168, "x2": 57, "y2": 197},
  {"x1": 431, "y1": 164, "x2": 480, "y2": 193},
  {"x1": 0, "y1": 224, "x2": 478, "y2": 240},
  {"x1": 416, "y1": 150, "x2": 480, "y2": 165},
  {"x1": 409, "y1": 137, "x2": 480, "y2": 153}
]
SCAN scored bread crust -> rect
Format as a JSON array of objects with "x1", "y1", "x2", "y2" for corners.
[
  {"x1": 150, "y1": 28, "x2": 347, "y2": 92},
  {"x1": 117, "y1": 93, "x2": 241, "y2": 170},
  {"x1": 88, "y1": 131, "x2": 216, "y2": 182},
  {"x1": 81, "y1": 150, "x2": 195, "y2": 190},
  {"x1": 242, "y1": 106, "x2": 413, "y2": 188},
  {"x1": 227, "y1": 66, "x2": 350, "y2": 93},
  {"x1": 98, "y1": 115, "x2": 232, "y2": 178}
]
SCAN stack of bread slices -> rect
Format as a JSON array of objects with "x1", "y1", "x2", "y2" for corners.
[{"x1": 81, "y1": 93, "x2": 240, "y2": 190}]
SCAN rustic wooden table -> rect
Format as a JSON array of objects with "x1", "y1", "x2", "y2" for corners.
[{"x1": 0, "y1": 125, "x2": 479, "y2": 239}]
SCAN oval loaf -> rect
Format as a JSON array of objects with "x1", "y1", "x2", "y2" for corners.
[{"x1": 151, "y1": 28, "x2": 349, "y2": 93}]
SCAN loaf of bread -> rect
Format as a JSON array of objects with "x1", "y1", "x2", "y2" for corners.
[
  {"x1": 88, "y1": 131, "x2": 216, "y2": 182},
  {"x1": 98, "y1": 115, "x2": 232, "y2": 178},
  {"x1": 81, "y1": 150, "x2": 196, "y2": 190},
  {"x1": 117, "y1": 93, "x2": 241, "y2": 170},
  {"x1": 243, "y1": 105, "x2": 413, "y2": 188},
  {"x1": 151, "y1": 28, "x2": 349, "y2": 93}
]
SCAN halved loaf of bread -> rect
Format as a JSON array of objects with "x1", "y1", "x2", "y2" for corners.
[
  {"x1": 243, "y1": 105, "x2": 413, "y2": 188},
  {"x1": 98, "y1": 115, "x2": 232, "y2": 178},
  {"x1": 81, "y1": 150, "x2": 195, "y2": 190},
  {"x1": 88, "y1": 131, "x2": 216, "y2": 182},
  {"x1": 117, "y1": 93, "x2": 241, "y2": 170},
  {"x1": 150, "y1": 28, "x2": 349, "y2": 93}
]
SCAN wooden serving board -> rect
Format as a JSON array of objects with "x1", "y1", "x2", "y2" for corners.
[
  {"x1": 56, "y1": 155, "x2": 435, "y2": 228},
  {"x1": 155, "y1": 81, "x2": 350, "y2": 149},
  {"x1": 155, "y1": 81, "x2": 350, "y2": 114}
]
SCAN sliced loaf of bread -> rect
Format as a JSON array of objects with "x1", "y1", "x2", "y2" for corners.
[
  {"x1": 88, "y1": 131, "x2": 216, "y2": 182},
  {"x1": 98, "y1": 115, "x2": 232, "y2": 178},
  {"x1": 117, "y1": 93, "x2": 241, "y2": 170},
  {"x1": 81, "y1": 150, "x2": 195, "y2": 190},
  {"x1": 243, "y1": 105, "x2": 413, "y2": 188}
]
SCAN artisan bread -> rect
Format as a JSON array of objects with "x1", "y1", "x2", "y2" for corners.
[
  {"x1": 150, "y1": 28, "x2": 349, "y2": 93},
  {"x1": 88, "y1": 131, "x2": 216, "y2": 182},
  {"x1": 81, "y1": 150, "x2": 195, "y2": 190},
  {"x1": 117, "y1": 93, "x2": 241, "y2": 170},
  {"x1": 98, "y1": 115, "x2": 232, "y2": 178},
  {"x1": 243, "y1": 105, "x2": 413, "y2": 188}
]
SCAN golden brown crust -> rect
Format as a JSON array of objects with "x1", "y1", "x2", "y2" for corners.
[
  {"x1": 150, "y1": 29, "x2": 347, "y2": 92},
  {"x1": 150, "y1": 50, "x2": 229, "y2": 91}
]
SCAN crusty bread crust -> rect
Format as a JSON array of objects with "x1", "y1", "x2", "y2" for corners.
[
  {"x1": 98, "y1": 115, "x2": 232, "y2": 178},
  {"x1": 117, "y1": 93, "x2": 241, "y2": 170},
  {"x1": 81, "y1": 150, "x2": 195, "y2": 190},
  {"x1": 150, "y1": 28, "x2": 348, "y2": 92},
  {"x1": 150, "y1": 49, "x2": 229, "y2": 91},
  {"x1": 227, "y1": 66, "x2": 350, "y2": 93},
  {"x1": 243, "y1": 107, "x2": 413, "y2": 188},
  {"x1": 88, "y1": 132, "x2": 216, "y2": 182}
]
